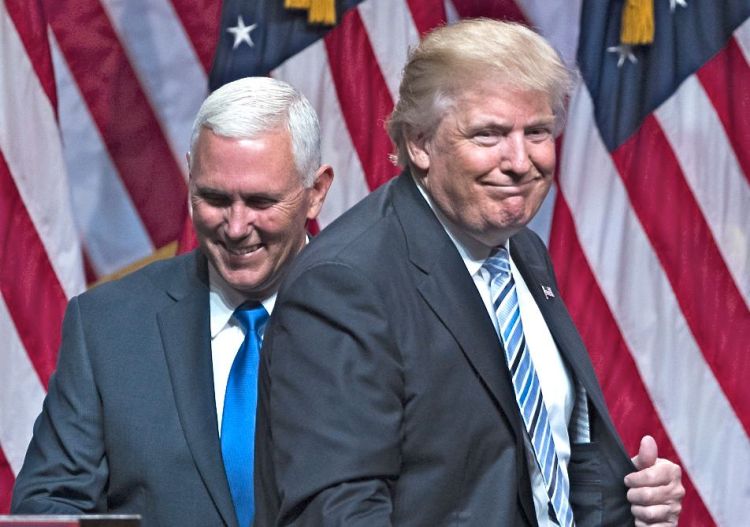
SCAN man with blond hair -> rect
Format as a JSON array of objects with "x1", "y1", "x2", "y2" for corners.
[{"x1": 256, "y1": 20, "x2": 683, "y2": 526}]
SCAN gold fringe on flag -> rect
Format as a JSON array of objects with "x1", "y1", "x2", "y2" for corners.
[
  {"x1": 92, "y1": 241, "x2": 178, "y2": 287},
  {"x1": 284, "y1": 0, "x2": 336, "y2": 26},
  {"x1": 620, "y1": 0, "x2": 654, "y2": 45},
  {"x1": 284, "y1": 0, "x2": 310, "y2": 9}
]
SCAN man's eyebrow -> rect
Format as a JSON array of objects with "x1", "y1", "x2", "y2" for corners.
[
  {"x1": 526, "y1": 116, "x2": 555, "y2": 127},
  {"x1": 193, "y1": 185, "x2": 283, "y2": 202},
  {"x1": 193, "y1": 185, "x2": 225, "y2": 194},
  {"x1": 466, "y1": 113, "x2": 555, "y2": 128}
]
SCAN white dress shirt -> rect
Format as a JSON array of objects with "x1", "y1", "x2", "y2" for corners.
[
  {"x1": 208, "y1": 264, "x2": 276, "y2": 433},
  {"x1": 415, "y1": 181, "x2": 574, "y2": 526}
]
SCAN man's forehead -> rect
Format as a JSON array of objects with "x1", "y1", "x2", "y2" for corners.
[
  {"x1": 449, "y1": 85, "x2": 554, "y2": 120},
  {"x1": 189, "y1": 175, "x2": 298, "y2": 201},
  {"x1": 197, "y1": 126, "x2": 290, "y2": 148},
  {"x1": 189, "y1": 127, "x2": 301, "y2": 191}
]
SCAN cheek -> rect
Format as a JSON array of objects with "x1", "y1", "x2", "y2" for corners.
[
  {"x1": 523, "y1": 182, "x2": 552, "y2": 216},
  {"x1": 431, "y1": 159, "x2": 475, "y2": 197},
  {"x1": 191, "y1": 206, "x2": 210, "y2": 228},
  {"x1": 192, "y1": 205, "x2": 224, "y2": 233},
  {"x1": 254, "y1": 210, "x2": 299, "y2": 240},
  {"x1": 531, "y1": 145, "x2": 556, "y2": 175},
  {"x1": 446, "y1": 150, "x2": 488, "y2": 176}
]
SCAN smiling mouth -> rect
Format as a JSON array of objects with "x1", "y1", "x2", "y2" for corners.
[
  {"x1": 223, "y1": 243, "x2": 264, "y2": 256},
  {"x1": 484, "y1": 175, "x2": 545, "y2": 188}
]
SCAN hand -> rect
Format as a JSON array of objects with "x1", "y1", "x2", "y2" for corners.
[{"x1": 624, "y1": 435, "x2": 684, "y2": 526}]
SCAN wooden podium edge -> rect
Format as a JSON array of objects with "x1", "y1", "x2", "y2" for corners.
[{"x1": 0, "y1": 515, "x2": 141, "y2": 527}]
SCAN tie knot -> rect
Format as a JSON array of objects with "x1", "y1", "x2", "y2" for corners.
[
  {"x1": 482, "y1": 247, "x2": 511, "y2": 282},
  {"x1": 234, "y1": 302, "x2": 269, "y2": 336}
]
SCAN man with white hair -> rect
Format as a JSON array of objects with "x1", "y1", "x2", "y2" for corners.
[
  {"x1": 256, "y1": 19, "x2": 683, "y2": 526},
  {"x1": 12, "y1": 77, "x2": 333, "y2": 527}
]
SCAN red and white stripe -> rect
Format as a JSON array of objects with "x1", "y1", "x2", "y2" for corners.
[
  {"x1": 0, "y1": 0, "x2": 84, "y2": 509},
  {"x1": 1, "y1": 1, "x2": 747, "y2": 524},
  {"x1": 556, "y1": 81, "x2": 748, "y2": 526},
  {"x1": 45, "y1": 0, "x2": 217, "y2": 278}
]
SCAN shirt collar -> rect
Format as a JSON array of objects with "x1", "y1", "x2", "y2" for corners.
[{"x1": 208, "y1": 263, "x2": 277, "y2": 338}]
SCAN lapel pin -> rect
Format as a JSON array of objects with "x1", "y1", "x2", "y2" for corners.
[{"x1": 541, "y1": 285, "x2": 555, "y2": 300}]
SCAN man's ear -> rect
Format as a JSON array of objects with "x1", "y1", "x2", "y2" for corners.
[
  {"x1": 405, "y1": 133, "x2": 430, "y2": 172},
  {"x1": 305, "y1": 164, "x2": 334, "y2": 220}
]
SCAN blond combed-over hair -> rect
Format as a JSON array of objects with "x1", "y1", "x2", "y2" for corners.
[{"x1": 387, "y1": 18, "x2": 574, "y2": 167}]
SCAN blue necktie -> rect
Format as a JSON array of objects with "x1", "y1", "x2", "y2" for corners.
[
  {"x1": 483, "y1": 248, "x2": 574, "y2": 527},
  {"x1": 221, "y1": 302, "x2": 268, "y2": 527}
]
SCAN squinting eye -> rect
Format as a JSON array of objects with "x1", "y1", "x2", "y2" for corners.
[
  {"x1": 201, "y1": 194, "x2": 231, "y2": 207},
  {"x1": 246, "y1": 198, "x2": 277, "y2": 209},
  {"x1": 474, "y1": 130, "x2": 500, "y2": 144},
  {"x1": 527, "y1": 129, "x2": 552, "y2": 141}
]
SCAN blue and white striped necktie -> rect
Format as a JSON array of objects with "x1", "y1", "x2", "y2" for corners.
[{"x1": 483, "y1": 247, "x2": 574, "y2": 527}]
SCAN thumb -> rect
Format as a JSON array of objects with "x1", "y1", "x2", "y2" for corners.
[{"x1": 632, "y1": 435, "x2": 658, "y2": 470}]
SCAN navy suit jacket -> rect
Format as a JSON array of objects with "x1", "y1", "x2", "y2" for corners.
[
  {"x1": 255, "y1": 172, "x2": 635, "y2": 526},
  {"x1": 12, "y1": 251, "x2": 241, "y2": 527}
]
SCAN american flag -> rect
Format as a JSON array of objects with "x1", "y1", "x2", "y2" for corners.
[{"x1": 1, "y1": 0, "x2": 747, "y2": 524}]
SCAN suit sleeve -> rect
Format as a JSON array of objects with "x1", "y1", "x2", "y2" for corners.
[
  {"x1": 11, "y1": 296, "x2": 109, "y2": 513},
  {"x1": 256, "y1": 262, "x2": 402, "y2": 526}
]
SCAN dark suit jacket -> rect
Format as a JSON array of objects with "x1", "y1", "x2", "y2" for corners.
[
  {"x1": 12, "y1": 251, "x2": 241, "y2": 527},
  {"x1": 255, "y1": 173, "x2": 635, "y2": 526}
]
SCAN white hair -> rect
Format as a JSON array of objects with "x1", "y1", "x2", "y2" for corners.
[{"x1": 188, "y1": 77, "x2": 321, "y2": 187}]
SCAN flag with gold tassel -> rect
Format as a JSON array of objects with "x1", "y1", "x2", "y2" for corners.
[{"x1": 285, "y1": 0, "x2": 337, "y2": 25}]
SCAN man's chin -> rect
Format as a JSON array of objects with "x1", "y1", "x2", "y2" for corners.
[
  {"x1": 207, "y1": 256, "x2": 267, "y2": 296},
  {"x1": 222, "y1": 271, "x2": 269, "y2": 295}
]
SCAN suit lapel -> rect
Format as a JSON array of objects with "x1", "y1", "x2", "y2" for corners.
[
  {"x1": 391, "y1": 174, "x2": 536, "y2": 524},
  {"x1": 511, "y1": 241, "x2": 600, "y2": 395},
  {"x1": 417, "y1": 254, "x2": 525, "y2": 436},
  {"x1": 156, "y1": 252, "x2": 238, "y2": 527},
  {"x1": 392, "y1": 175, "x2": 523, "y2": 432},
  {"x1": 510, "y1": 233, "x2": 629, "y2": 460}
]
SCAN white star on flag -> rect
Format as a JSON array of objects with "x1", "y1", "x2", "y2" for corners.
[
  {"x1": 227, "y1": 15, "x2": 257, "y2": 50},
  {"x1": 670, "y1": 0, "x2": 687, "y2": 11},
  {"x1": 607, "y1": 44, "x2": 638, "y2": 67}
]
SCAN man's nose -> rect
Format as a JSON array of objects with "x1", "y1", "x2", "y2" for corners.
[
  {"x1": 499, "y1": 134, "x2": 531, "y2": 176},
  {"x1": 225, "y1": 203, "x2": 253, "y2": 239}
]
